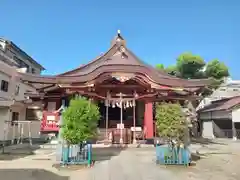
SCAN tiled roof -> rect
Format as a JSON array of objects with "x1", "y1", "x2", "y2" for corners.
[
  {"x1": 18, "y1": 32, "x2": 211, "y2": 89},
  {"x1": 198, "y1": 96, "x2": 240, "y2": 112}
]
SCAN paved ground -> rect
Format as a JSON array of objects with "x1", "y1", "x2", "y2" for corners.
[{"x1": 0, "y1": 139, "x2": 240, "y2": 180}]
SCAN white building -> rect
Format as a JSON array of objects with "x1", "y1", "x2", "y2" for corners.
[
  {"x1": 197, "y1": 77, "x2": 240, "y2": 111},
  {"x1": 0, "y1": 38, "x2": 44, "y2": 74},
  {"x1": 197, "y1": 78, "x2": 240, "y2": 140},
  {"x1": 0, "y1": 38, "x2": 45, "y2": 142}
]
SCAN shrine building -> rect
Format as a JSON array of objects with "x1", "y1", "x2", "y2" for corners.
[{"x1": 17, "y1": 31, "x2": 210, "y2": 144}]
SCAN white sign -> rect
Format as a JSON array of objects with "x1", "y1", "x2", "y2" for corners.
[
  {"x1": 47, "y1": 115, "x2": 55, "y2": 121},
  {"x1": 117, "y1": 123, "x2": 124, "y2": 129},
  {"x1": 131, "y1": 127, "x2": 142, "y2": 132}
]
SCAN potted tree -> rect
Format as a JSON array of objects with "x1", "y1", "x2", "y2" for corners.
[
  {"x1": 61, "y1": 97, "x2": 100, "y2": 165},
  {"x1": 155, "y1": 102, "x2": 190, "y2": 165}
]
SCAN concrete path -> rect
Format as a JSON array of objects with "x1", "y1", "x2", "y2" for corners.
[
  {"x1": 0, "y1": 146, "x2": 180, "y2": 180},
  {"x1": 1, "y1": 140, "x2": 240, "y2": 180},
  {"x1": 71, "y1": 148, "x2": 180, "y2": 180}
]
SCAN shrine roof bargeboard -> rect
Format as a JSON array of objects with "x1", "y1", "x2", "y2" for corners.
[{"x1": 17, "y1": 31, "x2": 212, "y2": 89}]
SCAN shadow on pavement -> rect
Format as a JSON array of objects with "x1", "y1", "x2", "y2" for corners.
[
  {"x1": 92, "y1": 147, "x2": 126, "y2": 162},
  {"x1": 0, "y1": 144, "x2": 41, "y2": 161},
  {"x1": 191, "y1": 138, "x2": 226, "y2": 145},
  {"x1": 191, "y1": 153, "x2": 201, "y2": 162},
  {"x1": 0, "y1": 169, "x2": 69, "y2": 180}
]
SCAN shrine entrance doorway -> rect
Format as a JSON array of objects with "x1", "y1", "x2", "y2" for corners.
[
  {"x1": 91, "y1": 73, "x2": 151, "y2": 144},
  {"x1": 98, "y1": 102, "x2": 135, "y2": 129}
]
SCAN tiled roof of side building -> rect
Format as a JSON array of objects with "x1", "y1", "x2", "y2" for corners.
[{"x1": 198, "y1": 96, "x2": 240, "y2": 112}]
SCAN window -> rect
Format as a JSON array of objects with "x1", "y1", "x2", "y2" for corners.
[
  {"x1": 15, "y1": 85, "x2": 20, "y2": 95},
  {"x1": 11, "y1": 112, "x2": 19, "y2": 125},
  {"x1": 26, "y1": 64, "x2": 30, "y2": 72},
  {"x1": 12, "y1": 112, "x2": 19, "y2": 121},
  {"x1": 12, "y1": 112, "x2": 19, "y2": 126},
  {"x1": 31, "y1": 68, "x2": 35, "y2": 74},
  {"x1": 1, "y1": 80, "x2": 8, "y2": 92},
  {"x1": 13, "y1": 56, "x2": 30, "y2": 72},
  {"x1": 26, "y1": 108, "x2": 42, "y2": 121}
]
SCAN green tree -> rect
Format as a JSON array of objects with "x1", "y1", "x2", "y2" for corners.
[
  {"x1": 176, "y1": 52, "x2": 205, "y2": 79},
  {"x1": 165, "y1": 65, "x2": 178, "y2": 76},
  {"x1": 205, "y1": 59, "x2": 229, "y2": 80},
  {"x1": 155, "y1": 102, "x2": 188, "y2": 144},
  {"x1": 155, "y1": 53, "x2": 230, "y2": 94},
  {"x1": 62, "y1": 97, "x2": 100, "y2": 145},
  {"x1": 156, "y1": 64, "x2": 165, "y2": 70}
]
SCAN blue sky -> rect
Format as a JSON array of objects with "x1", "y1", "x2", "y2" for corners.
[{"x1": 1, "y1": 0, "x2": 239, "y2": 78}]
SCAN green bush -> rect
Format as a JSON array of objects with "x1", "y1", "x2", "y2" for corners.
[
  {"x1": 155, "y1": 102, "x2": 188, "y2": 143},
  {"x1": 62, "y1": 97, "x2": 100, "y2": 145}
]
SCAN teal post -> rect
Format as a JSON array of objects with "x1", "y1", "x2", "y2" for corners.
[
  {"x1": 62, "y1": 145, "x2": 69, "y2": 164},
  {"x1": 87, "y1": 143, "x2": 92, "y2": 166}
]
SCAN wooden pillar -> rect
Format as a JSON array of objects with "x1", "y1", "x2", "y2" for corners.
[
  {"x1": 105, "y1": 104, "x2": 109, "y2": 138},
  {"x1": 133, "y1": 100, "x2": 136, "y2": 143},
  {"x1": 144, "y1": 102, "x2": 153, "y2": 139}
]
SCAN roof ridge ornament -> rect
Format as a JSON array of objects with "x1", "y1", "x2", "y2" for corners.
[{"x1": 111, "y1": 30, "x2": 126, "y2": 46}]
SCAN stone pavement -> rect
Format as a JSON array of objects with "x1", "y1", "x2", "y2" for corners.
[
  {"x1": 72, "y1": 147, "x2": 181, "y2": 180},
  {"x1": 0, "y1": 140, "x2": 240, "y2": 180}
]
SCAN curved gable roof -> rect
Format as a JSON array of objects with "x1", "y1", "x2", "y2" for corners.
[
  {"x1": 18, "y1": 32, "x2": 212, "y2": 88},
  {"x1": 56, "y1": 33, "x2": 211, "y2": 87}
]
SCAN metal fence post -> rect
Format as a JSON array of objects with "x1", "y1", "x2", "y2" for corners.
[{"x1": 87, "y1": 143, "x2": 92, "y2": 166}]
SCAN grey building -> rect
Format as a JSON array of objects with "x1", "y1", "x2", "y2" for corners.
[
  {"x1": 0, "y1": 38, "x2": 45, "y2": 74},
  {"x1": 0, "y1": 37, "x2": 45, "y2": 141}
]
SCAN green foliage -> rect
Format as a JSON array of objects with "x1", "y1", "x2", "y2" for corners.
[
  {"x1": 155, "y1": 103, "x2": 188, "y2": 142},
  {"x1": 155, "y1": 53, "x2": 230, "y2": 91},
  {"x1": 62, "y1": 97, "x2": 100, "y2": 145},
  {"x1": 205, "y1": 59, "x2": 229, "y2": 79},
  {"x1": 156, "y1": 64, "x2": 179, "y2": 76},
  {"x1": 156, "y1": 64, "x2": 165, "y2": 70},
  {"x1": 165, "y1": 65, "x2": 178, "y2": 76},
  {"x1": 176, "y1": 52, "x2": 205, "y2": 79}
]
